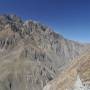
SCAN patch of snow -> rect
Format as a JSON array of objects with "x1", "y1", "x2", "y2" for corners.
[{"x1": 73, "y1": 75, "x2": 90, "y2": 90}]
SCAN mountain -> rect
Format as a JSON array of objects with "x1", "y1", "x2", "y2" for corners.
[{"x1": 0, "y1": 14, "x2": 89, "y2": 90}]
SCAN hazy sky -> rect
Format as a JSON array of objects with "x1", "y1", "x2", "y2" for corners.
[{"x1": 0, "y1": 0, "x2": 90, "y2": 42}]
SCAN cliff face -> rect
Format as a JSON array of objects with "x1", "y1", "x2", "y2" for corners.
[{"x1": 0, "y1": 14, "x2": 89, "y2": 90}]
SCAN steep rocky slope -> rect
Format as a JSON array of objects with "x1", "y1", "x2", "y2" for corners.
[
  {"x1": 43, "y1": 50, "x2": 90, "y2": 90},
  {"x1": 0, "y1": 14, "x2": 89, "y2": 90}
]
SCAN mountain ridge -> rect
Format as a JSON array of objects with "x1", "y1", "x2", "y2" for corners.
[{"x1": 0, "y1": 14, "x2": 89, "y2": 90}]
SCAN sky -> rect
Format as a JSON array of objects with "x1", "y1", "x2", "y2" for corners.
[{"x1": 0, "y1": 0, "x2": 90, "y2": 42}]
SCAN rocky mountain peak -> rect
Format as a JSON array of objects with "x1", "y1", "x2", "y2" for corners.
[
  {"x1": 0, "y1": 14, "x2": 62, "y2": 40},
  {"x1": 0, "y1": 14, "x2": 22, "y2": 22}
]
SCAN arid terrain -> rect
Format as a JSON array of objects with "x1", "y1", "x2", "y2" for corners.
[
  {"x1": 43, "y1": 49, "x2": 90, "y2": 90},
  {"x1": 0, "y1": 14, "x2": 89, "y2": 90}
]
